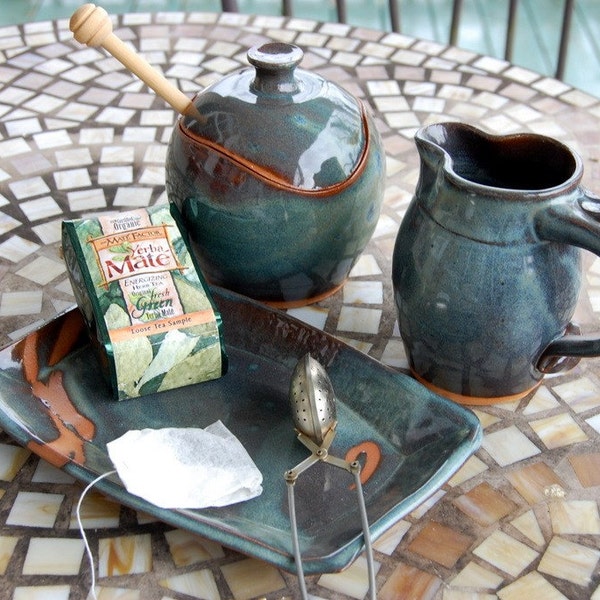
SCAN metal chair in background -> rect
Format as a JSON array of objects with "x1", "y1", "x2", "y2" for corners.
[{"x1": 219, "y1": 0, "x2": 576, "y2": 82}]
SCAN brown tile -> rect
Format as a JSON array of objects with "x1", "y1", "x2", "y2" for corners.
[
  {"x1": 568, "y1": 453, "x2": 600, "y2": 487},
  {"x1": 407, "y1": 521, "x2": 473, "y2": 569},
  {"x1": 505, "y1": 462, "x2": 566, "y2": 505},
  {"x1": 453, "y1": 482, "x2": 518, "y2": 526},
  {"x1": 379, "y1": 562, "x2": 442, "y2": 600}
]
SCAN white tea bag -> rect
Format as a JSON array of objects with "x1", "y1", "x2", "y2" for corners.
[{"x1": 106, "y1": 421, "x2": 263, "y2": 509}]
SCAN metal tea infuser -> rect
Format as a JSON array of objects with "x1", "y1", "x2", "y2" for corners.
[{"x1": 285, "y1": 354, "x2": 377, "y2": 599}]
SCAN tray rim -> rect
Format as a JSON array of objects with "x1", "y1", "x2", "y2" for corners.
[{"x1": 0, "y1": 287, "x2": 483, "y2": 574}]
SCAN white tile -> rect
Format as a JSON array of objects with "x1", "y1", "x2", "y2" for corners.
[
  {"x1": 98, "y1": 166, "x2": 133, "y2": 185},
  {"x1": 9, "y1": 176, "x2": 50, "y2": 199},
  {"x1": 318, "y1": 555, "x2": 381, "y2": 598},
  {"x1": 68, "y1": 188, "x2": 107, "y2": 212},
  {"x1": 19, "y1": 196, "x2": 62, "y2": 221},
  {"x1": 473, "y1": 530, "x2": 539, "y2": 577},
  {"x1": 32, "y1": 219, "x2": 62, "y2": 244},
  {"x1": 0, "y1": 211, "x2": 21, "y2": 235},
  {"x1": 13, "y1": 586, "x2": 71, "y2": 600},
  {"x1": 33, "y1": 129, "x2": 72, "y2": 149},
  {"x1": 100, "y1": 146, "x2": 135, "y2": 164},
  {"x1": 0, "y1": 235, "x2": 40, "y2": 262},
  {"x1": 287, "y1": 305, "x2": 328, "y2": 330},
  {"x1": 16, "y1": 255, "x2": 65, "y2": 285},
  {"x1": 0, "y1": 443, "x2": 30, "y2": 480},
  {"x1": 53, "y1": 168, "x2": 92, "y2": 190},
  {"x1": 113, "y1": 186, "x2": 153, "y2": 207},
  {"x1": 538, "y1": 537, "x2": 600, "y2": 586},
  {"x1": 6, "y1": 491, "x2": 63, "y2": 528},
  {"x1": 23, "y1": 538, "x2": 85, "y2": 575},
  {"x1": 159, "y1": 569, "x2": 220, "y2": 600},
  {"x1": 337, "y1": 306, "x2": 382, "y2": 335},
  {"x1": 342, "y1": 281, "x2": 383, "y2": 305},
  {"x1": 481, "y1": 425, "x2": 541, "y2": 467},
  {"x1": 32, "y1": 460, "x2": 75, "y2": 484},
  {"x1": 55, "y1": 148, "x2": 93, "y2": 168},
  {"x1": 0, "y1": 290, "x2": 43, "y2": 316}
]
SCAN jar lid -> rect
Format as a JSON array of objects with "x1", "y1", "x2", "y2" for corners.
[{"x1": 178, "y1": 42, "x2": 369, "y2": 192}]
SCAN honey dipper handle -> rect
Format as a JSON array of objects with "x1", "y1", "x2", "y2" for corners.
[{"x1": 70, "y1": 4, "x2": 201, "y2": 120}]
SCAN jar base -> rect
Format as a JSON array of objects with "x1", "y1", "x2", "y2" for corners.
[
  {"x1": 411, "y1": 370, "x2": 541, "y2": 406},
  {"x1": 263, "y1": 281, "x2": 345, "y2": 309}
]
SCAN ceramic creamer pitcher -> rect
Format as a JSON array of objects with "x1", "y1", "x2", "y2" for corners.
[{"x1": 393, "y1": 122, "x2": 600, "y2": 405}]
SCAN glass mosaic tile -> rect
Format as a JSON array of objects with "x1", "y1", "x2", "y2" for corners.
[
  {"x1": 220, "y1": 558, "x2": 286, "y2": 600},
  {"x1": 22, "y1": 537, "x2": 85, "y2": 575},
  {"x1": 98, "y1": 534, "x2": 152, "y2": 577},
  {"x1": 568, "y1": 452, "x2": 600, "y2": 487},
  {"x1": 453, "y1": 482, "x2": 517, "y2": 527},
  {"x1": 159, "y1": 570, "x2": 221, "y2": 600},
  {"x1": 529, "y1": 413, "x2": 589, "y2": 449},
  {"x1": 317, "y1": 555, "x2": 381, "y2": 599},
  {"x1": 12, "y1": 586, "x2": 71, "y2": 600},
  {"x1": 549, "y1": 500, "x2": 600, "y2": 535},
  {"x1": 481, "y1": 425, "x2": 541, "y2": 466},
  {"x1": 450, "y1": 561, "x2": 504, "y2": 590},
  {"x1": 408, "y1": 521, "x2": 473, "y2": 569},
  {"x1": 0, "y1": 443, "x2": 30, "y2": 480},
  {"x1": 538, "y1": 536, "x2": 600, "y2": 586},
  {"x1": 498, "y1": 571, "x2": 569, "y2": 600},
  {"x1": 69, "y1": 492, "x2": 121, "y2": 529},
  {"x1": 378, "y1": 562, "x2": 441, "y2": 600},
  {"x1": 510, "y1": 509, "x2": 545, "y2": 546},
  {"x1": 164, "y1": 529, "x2": 225, "y2": 567},
  {"x1": 505, "y1": 462, "x2": 566, "y2": 505},
  {"x1": 0, "y1": 536, "x2": 19, "y2": 576},
  {"x1": 473, "y1": 530, "x2": 539, "y2": 577},
  {"x1": 6, "y1": 491, "x2": 64, "y2": 528}
]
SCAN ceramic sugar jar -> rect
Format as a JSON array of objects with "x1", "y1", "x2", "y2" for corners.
[{"x1": 166, "y1": 42, "x2": 385, "y2": 307}]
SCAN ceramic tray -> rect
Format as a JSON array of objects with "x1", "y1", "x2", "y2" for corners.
[{"x1": 0, "y1": 286, "x2": 482, "y2": 574}]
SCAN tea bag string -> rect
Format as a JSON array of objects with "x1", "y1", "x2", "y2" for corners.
[{"x1": 76, "y1": 470, "x2": 117, "y2": 600}]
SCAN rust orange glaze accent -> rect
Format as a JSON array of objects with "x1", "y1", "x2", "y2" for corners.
[
  {"x1": 345, "y1": 440, "x2": 382, "y2": 486},
  {"x1": 264, "y1": 281, "x2": 345, "y2": 309},
  {"x1": 412, "y1": 370, "x2": 541, "y2": 406},
  {"x1": 178, "y1": 101, "x2": 371, "y2": 198},
  {"x1": 47, "y1": 309, "x2": 86, "y2": 367},
  {"x1": 17, "y1": 312, "x2": 96, "y2": 468}
]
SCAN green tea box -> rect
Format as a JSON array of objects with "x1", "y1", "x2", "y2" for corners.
[{"x1": 62, "y1": 205, "x2": 227, "y2": 400}]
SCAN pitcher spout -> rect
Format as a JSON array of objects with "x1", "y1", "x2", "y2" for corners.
[{"x1": 415, "y1": 122, "x2": 580, "y2": 195}]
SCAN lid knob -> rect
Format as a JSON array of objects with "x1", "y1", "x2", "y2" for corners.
[{"x1": 248, "y1": 43, "x2": 303, "y2": 95}]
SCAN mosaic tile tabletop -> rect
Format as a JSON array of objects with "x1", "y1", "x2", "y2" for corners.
[{"x1": 1, "y1": 10, "x2": 600, "y2": 600}]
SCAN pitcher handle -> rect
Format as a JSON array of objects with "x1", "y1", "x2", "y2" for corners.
[{"x1": 535, "y1": 189, "x2": 600, "y2": 371}]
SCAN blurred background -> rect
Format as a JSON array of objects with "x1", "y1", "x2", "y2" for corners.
[{"x1": 2, "y1": 0, "x2": 600, "y2": 97}]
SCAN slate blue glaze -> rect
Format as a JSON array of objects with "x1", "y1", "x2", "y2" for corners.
[
  {"x1": 166, "y1": 43, "x2": 385, "y2": 307},
  {"x1": 393, "y1": 122, "x2": 600, "y2": 404},
  {"x1": 0, "y1": 289, "x2": 481, "y2": 574}
]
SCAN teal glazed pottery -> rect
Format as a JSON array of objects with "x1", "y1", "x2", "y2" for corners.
[
  {"x1": 393, "y1": 122, "x2": 600, "y2": 405},
  {"x1": 166, "y1": 42, "x2": 385, "y2": 307},
  {"x1": 0, "y1": 289, "x2": 481, "y2": 574}
]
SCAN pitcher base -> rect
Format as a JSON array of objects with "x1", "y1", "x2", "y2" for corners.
[{"x1": 411, "y1": 371, "x2": 541, "y2": 406}]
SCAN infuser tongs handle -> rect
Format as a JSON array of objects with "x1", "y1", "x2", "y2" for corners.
[
  {"x1": 286, "y1": 426, "x2": 354, "y2": 481},
  {"x1": 285, "y1": 456, "x2": 377, "y2": 600}
]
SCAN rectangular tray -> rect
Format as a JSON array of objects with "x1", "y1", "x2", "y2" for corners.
[{"x1": 0, "y1": 286, "x2": 481, "y2": 574}]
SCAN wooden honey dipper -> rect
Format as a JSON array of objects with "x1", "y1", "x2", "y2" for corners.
[{"x1": 70, "y1": 3, "x2": 203, "y2": 121}]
